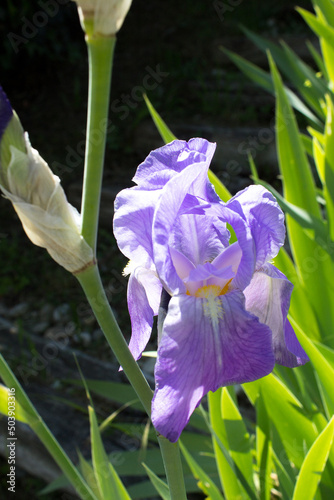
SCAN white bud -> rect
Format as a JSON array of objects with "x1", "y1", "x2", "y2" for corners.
[
  {"x1": 74, "y1": 0, "x2": 132, "y2": 36},
  {"x1": 1, "y1": 134, "x2": 94, "y2": 274}
]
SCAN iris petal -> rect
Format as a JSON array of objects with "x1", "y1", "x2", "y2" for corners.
[
  {"x1": 228, "y1": 185, "x2": 285, "y2": 267},
  {"x1": 243, "y1": 263, "x2": 308, "y2": 367},
  {"x1": 113, "y1": 188, "x2": 160, "y2": 267},
  {"x1": 127, "y1": 266, "x2": 162, "y2": 360},
  {"x1": 133, "y1": 138, "x2": 216, "y2": 192},
  {"x1": 152, "y1": 290, "x2": 274, "y2": 442}
]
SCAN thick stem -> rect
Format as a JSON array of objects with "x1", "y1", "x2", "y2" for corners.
[
  {"x1": 81, "y1": 35, "x2": 116, "y2": 254},
  {"x1": 76, "y1": 264, "x2": 153, "y2": 416},
  {"x1": 158, "y1": 437, "x2": 188, "y2": 500}
]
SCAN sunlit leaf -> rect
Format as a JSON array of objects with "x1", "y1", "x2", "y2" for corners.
[
  {"x1": 292, "y1": 417, "x2": 334, "y2": 499},
  {"x1": 142, "y1": 463, "x2": 171, "y2": 500}
]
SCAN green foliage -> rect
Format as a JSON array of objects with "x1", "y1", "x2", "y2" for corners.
[{"x1": 143, "y1": 3, "x2": 334, "y2": 491}]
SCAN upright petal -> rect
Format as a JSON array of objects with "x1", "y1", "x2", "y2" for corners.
[
  {"x1": 243, "y1": 263, "x2": 308, "y2": 367},
  {"x1": 127, "y1": 266, "x2": 162, "y2": 360},
  {"x1": 152, "y1": 290, "x2": 274, "y2": 442},
  {"x1": 170, "y1": 211, "x2": 229, "y2": 267},
  {"x1": 228, "y1": 185, "x2": 285, "y2": 267},
  {"x1": 153, "y1": 162, "x2": 210, "y2": 294},
  {"x1": 133, "y1": 138, "x2": 216, "y2": 194},
  {"x1": 213, "y1": 203, "x2": 255, "y2": 290}
]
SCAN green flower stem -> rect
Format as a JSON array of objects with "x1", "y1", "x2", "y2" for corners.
[
  {"x1": 76, "y1": 264, "x2": 153, "y2": 415},
  {"x1": 158, "y1": 436, "x2": 188, "y2": 500},
  {"x1": 0, "y1": 354, "x2": 99, "y2": 500},
  {"x1": 76, "y1": 264, "x2": 187, "y2": 499},
  {"x1": 81, "y1": 34, "x2": 116, "y2": 254}
]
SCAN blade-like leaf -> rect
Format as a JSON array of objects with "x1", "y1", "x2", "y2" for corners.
[
  {"x1": 297, "y1": 7, "x2": 334, "y2": 84},
  {"x1": 289, "y1": 316, "x2": 334, "y2": 418},
  {"x1": 179, "y1": 441, "x2": 224, "y2": 500},
  {"x1": 89, "y1": 406, "x2": 131, "y2": 500},
  {"x1": 251, "y1": 176, "x2": 331, "y2": 253},
  {"x1": 0, "y1": 384, "x2": 30, "y2": 423},
  {"x1": 222, "y1": 47, "x2": 322, "y2": 127},
  {"x1": 256, "y1": 393, "x2": 272, "y2": 500},
  {"x1": 78, "y1": 450, "x2": 101, "y2": 500},
  {"x1": 243, "y1": 374, "x2": 318, "y2": 469},
  {"x1": 208, "y1": 389, "x2": 245, "y2": 499},
  {"x1": 269, "y1": 51, "x2": 334, "y2": 336},
  {"x1": 292, "y1": 417, "x2": 334, "y2": 499},
  {"x1": 312, "y1": 0, "x2": 334, "y2": 27},
  {"x1": 143, "y1": 94, "x2": 176, "y2": 144},
  {"x1": 142, "y1": 463, "x2": 171, "y2": 500},
  {"x1": 280, "y1": 41, "x2": 326, "y2": 118},
  {"x1": 221, "y1": 388, "x2": 256, "y2": 496}
]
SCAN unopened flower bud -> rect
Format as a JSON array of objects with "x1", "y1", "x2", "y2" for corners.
[
  {"x1": 0, "y1": 87, "x2": 94, "y2": 274},
  {"x1": 73, "y1": 0, "x2": 132, "y2": 36}
]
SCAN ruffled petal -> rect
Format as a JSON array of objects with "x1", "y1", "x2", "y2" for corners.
[
  {"x1": 127, "y1": 266, "x2": 162, "y2": 360},
  {"x1": 243, "y1": 263, "x2": 308, "y2": 367},
  {"x1": 133, "y1": 138, "x2": 216, "y2": 193},
  {"x1": 113, "y1": 188, "x2": 160, "y2": 268},
  {"x1": 228, "y1": 185, "x2": 285, "y2": 267},
  {"x1": 152, "y1": 290, "x2": 274, "y2": 442}
]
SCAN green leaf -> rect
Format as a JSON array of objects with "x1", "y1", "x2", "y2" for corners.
[
  {"x1": 143, "y1": 94, "x2": 232, "y2": 205},
  {"x1": 69, "y1": 379, "x2": 144, "y2": 411},
  {"x1": 142, "y1": 463, "x2": 171, "y2": 500},
  {"x1": 289, "y1": 316, "x2": 334, "y2": 418},
  {"x1": 256, "y1": 394, "x2": 272, "y2": 500},
  {"x1": 297, "y1": 7, "x2": 334, "y2": 84},
  {"x1": 271, "y1": 428, "x2": 296, "y2": 500},
  {"x1": 306, "y1": 39, "x2": 329, "y2": 78},
  {"x1": 208, "y1": 389, "x2": 245, "y2": 499},
  {"x1": 312, "y1": 0, "x2": 334, "y2": 27},
  {"x1": 292, "y1": 417, "x2": 334, "y2": 500},
  {"x1": 269, "y1": 51, "x2": 334, "y2": 337},
  {"x1": 127, "y1": 476, "x2": 199, "y2": 499},
  {"x1": 243, "y1": 374, "x2": 318, "y2": 469},
  {"x1": 273, "y1": 248, "x2": 321, "y2": 342},
  {"x1": 0, "y1": 384, "x2": 31, "y2": 423},
  {"x1": 322, "y1": 94, "x2": 334, "y2": 240},
  {"x1": 251, "y1": 176, "x2": 331, "y2": 253},
  {"x1": 89, "y1": 405, "x2": 130, "y2": 500},
  {"x1": 143, "y1": 94, "x2": 176, "y2": 144},
  {"x1": 300, "y1": 132, "x2": 315, "y2": 156},
  {"x1": 221, "y1": 388, "x2": 256, "y2": 496},
  {"x1": 280, "y1": 41, "x2": 326, "y2": 118},
  {"x1": 179, "y1": 441, "x2": 224, "y2": 500},
  {"x1": 78, "y1": 450, "x2": 102, "y2": 500},
  {"x1": 222, "y1": 47, "x2": 322, "y2": 127},
  {"x1": 208, "y1": 169, "x2": 232, "y2": 202}
]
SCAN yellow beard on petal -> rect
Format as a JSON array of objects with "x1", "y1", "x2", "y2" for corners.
[
  {"x1": 195, "y1": 285, "x2": 224, "y2": 322},
  {"x1": 191, "y1": 281, "x2": 232, "y2": 323}
]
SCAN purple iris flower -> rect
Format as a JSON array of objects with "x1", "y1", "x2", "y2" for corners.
[{"x1": 113, "y1": 138, "x2": 308, "y2": 442}]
